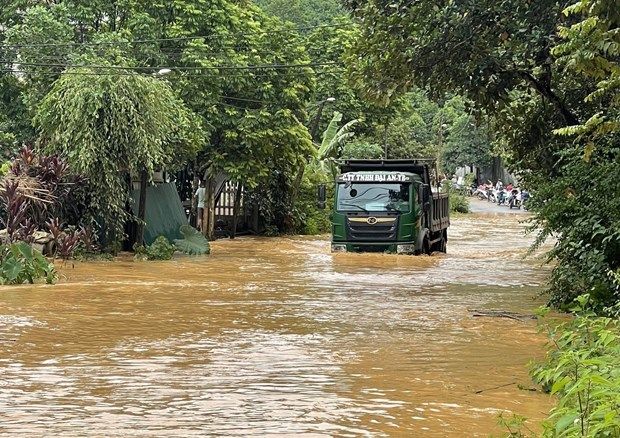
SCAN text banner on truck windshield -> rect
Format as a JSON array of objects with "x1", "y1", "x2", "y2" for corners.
[{"x1": 338, "y1": 173, "x2": 413, "y2": 183}]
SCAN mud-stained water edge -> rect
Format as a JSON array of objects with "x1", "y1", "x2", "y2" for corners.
[{"x1": 0, "y1": 209, "x2": 554, "y2": 437}]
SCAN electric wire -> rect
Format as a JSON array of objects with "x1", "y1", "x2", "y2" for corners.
[
  {"x1": 0, "y1": 67, "x2": 344, "y2": 78},
  {"x1": 0, "y1": 22, "x2": 354, "y2": 49},
  {"x1": 0, "y1": 60, "x2": 340, "y2": 71}
]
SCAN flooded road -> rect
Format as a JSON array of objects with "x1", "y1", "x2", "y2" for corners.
[{"x1": 0, "y1": 211, "x2": 553, "y2": 436}]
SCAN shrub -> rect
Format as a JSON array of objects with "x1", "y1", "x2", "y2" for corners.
[
  {"x1": 134, "y1": 236, "x2": 176, "y2": 261},
  {"x1": 294, "y1": 165, "x2": 332, "y2": 235},
  {"x1": 449, "y1": 191, "x2": 470, "y2": 213},
  {"x1": 527, "y1": 146, "x2": 620, "y2": 308},
  {"x1": 0, "y1": 147, "x2": 94, "y2": 258},
  {"x1": 442, "y1": 181, "x2": 470, "y2": 213},
  {"x1": 341, "y1": 138, "x2": 384, "y2": 159},
  {"x1": 46, "y1": 218, "x2": 99, "y2": 260},
  {"x1": 530, "y1": 295, "x2": 620, "y2": 437},
  {"x1": 0, "y1": 241, "x2": 56, "y2": 284}
]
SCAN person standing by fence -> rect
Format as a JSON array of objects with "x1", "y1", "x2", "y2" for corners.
[{"x1": 195, "y1": 181, "x2": 206, "y2": 232}]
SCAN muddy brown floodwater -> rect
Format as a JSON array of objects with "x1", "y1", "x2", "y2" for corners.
[{"x1": 0, "y1": 210, "x2": 554, "y2": 437}]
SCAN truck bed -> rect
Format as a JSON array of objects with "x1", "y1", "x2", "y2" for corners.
[{"x1": 431, "y1": 193, "x2": 450, "y2": 232}]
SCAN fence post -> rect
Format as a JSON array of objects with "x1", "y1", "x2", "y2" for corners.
[{"x1": 231, "y1": 182, "x2": 242, "y2": 239}]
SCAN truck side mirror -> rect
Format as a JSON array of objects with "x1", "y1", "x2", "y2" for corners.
[{"x1": 317, "y1": 184, "x2": 327, "y2": 210}]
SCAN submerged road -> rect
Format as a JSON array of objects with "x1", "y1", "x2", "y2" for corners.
[{"x1": 0, "y1": 210, "x2": 552, "y2": 436}]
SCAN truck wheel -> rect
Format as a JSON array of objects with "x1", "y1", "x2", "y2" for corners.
[
  {"x1": 415, "y1": 228, "x2": 430, "y2": 255},
  {"x1": 439, "y1": 230, "x2": 447, "y2": 253},
  {"x1": 424, "y1": 238, "x2": 431, "y2": 255},
  {"x1": 432, "y1": 231, "x2": 447, "y2": 253}
]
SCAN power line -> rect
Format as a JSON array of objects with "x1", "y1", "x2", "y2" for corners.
[
  {"x1": 218, "y1": 96, "x2": 269, "y2": 104},
  {"x1": 0, "y1": 60, "x2": 340, "y2": 71},
  {"x1": 0, "y1": 23, "x2": 354, "y2": 50},
  {"x1": 0, "y1": 67, "x2": 344, "y2": 79}
]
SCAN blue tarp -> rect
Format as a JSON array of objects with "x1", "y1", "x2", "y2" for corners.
[{"x1": 131, "y1": 182, "x2": 188, "y2": 245}]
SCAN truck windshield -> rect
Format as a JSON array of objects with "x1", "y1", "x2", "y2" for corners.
[{"x1": 337, "y1": 183, "x2": 411, "y2": 213}]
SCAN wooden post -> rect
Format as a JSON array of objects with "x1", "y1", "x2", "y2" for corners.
[
  {"x1": 190, "y1": 163, "x2": 199, "y2": 228},
  {"x1": 203, "y1": 175, "x2": 215, "y2": 240},
  {"x1": 231, "y1": 182, "x2": 242, "y2": 239},
  {"x1": 136, "y1": 168, "x2": 148, "y2": 246}
]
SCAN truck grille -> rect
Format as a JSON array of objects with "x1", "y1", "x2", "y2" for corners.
[{"x1": 346, "y1": 216, "x2": 398, "y2": 242}]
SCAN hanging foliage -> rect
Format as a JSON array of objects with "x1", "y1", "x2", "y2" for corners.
[{"x1": 35, "y1": 66, "x2": 205, "y2": 250}]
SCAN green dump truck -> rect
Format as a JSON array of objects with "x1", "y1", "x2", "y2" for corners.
[{"x1": 318, "y1": 159, "x2": 450, "y2": 254}]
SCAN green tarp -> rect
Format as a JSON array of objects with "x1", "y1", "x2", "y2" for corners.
[{"x1": 131, "y1": 182, "x2": 188, "y2": 245}]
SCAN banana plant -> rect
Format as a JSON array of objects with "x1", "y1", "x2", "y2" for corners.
[{"x1": 315, "y1": 112, "x2": 359, "y2": 180}]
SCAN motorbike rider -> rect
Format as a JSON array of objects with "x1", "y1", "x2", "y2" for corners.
[{"x1": 508, "y1": 187, "x2": 520, "y2": 208}]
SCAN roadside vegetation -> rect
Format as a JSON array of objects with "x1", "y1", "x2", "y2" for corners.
[
  {"x1": 346, "y1": 0, "x2": 619, "y2": 309},
  {"x1": 530, "y1": 296, "x2": 620, "y2": 437},
  {"x1": 0, "y1": 0, "x2": 614, "y2": 302},
  {"x1": 501, "y1": 296, "x2": 620, "y2": 437}
]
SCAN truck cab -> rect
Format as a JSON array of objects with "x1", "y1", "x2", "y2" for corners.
[{"x1": 320, "y1": 159, "x2": 450, "y2": 254}]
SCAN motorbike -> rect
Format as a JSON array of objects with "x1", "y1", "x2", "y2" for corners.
[
  {"x1": 508, "y1": 189, "x2": 521, "y2": 209},
  {"x1": 487, "y1": 187, "x2": 497, "y2": 203},
  {"x1": 472, "y1": 185, "x2": 488, "y2": 200},
  {"x1": 496, "y1": 189, "x2": 508, "y2": 205},
  {"x1": 469, "y1": 183, "x2": 478, "y2": 196},
  {"x1": 520, "y1": 190, "x2": 531, "y2": 210}
]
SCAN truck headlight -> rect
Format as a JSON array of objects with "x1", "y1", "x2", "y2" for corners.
[
  {"x1": 331, "y1": 244, "x2": 347, "y2": 253},
  {"x1": 397, "y1": 244, "x2": 416, "y2": 254}
]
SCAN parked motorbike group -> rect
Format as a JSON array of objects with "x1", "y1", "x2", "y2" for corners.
[{"x1": 470, "y1": 183, "x2": 530, "y2": 210}]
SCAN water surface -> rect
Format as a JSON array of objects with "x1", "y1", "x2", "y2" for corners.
[{"x1": 0, "y1": 211, "x2": 553, "y2": 436}]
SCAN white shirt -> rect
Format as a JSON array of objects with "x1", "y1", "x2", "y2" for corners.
[{"x1": 195, "y1": 187, "x2": 206, "y2": 209}]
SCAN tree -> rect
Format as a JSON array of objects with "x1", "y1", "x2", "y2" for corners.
[
  {"x1": 526, "y1": 0, "x2": 620, "y2": 306},
  {"x1": 35, "y1": 67, "x2": 204, "y2": 249},
  {"x1": 2, "y1": 0, "x2": 319, "y2": 235},
  {"x1": 346, "y1": 0, "x2": 590, "y2": 173},
  {"x1": 345, "y1": 0, "x2": 620, "y2": 306},
  {"x1": 341, "y1": 137, "x2": 383, "y2": 159},
  {"x1": 315, "y1": 111, "x2": 358, "y2": 178},
  {"x1": 254, "y1": 0, "x2": 346, "y2": 28},
  {"x1": 439, "y1": 96, "x2": 492, "y2": 174}
]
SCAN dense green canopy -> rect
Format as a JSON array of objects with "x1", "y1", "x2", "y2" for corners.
[{"x1": 347, "y1": 0, "x2": 620, "y2": 306}]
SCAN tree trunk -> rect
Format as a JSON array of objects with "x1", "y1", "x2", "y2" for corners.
[
  {"x1": 136, "y1": 168, "x2": 148, "y2": 246},
  {"x1": 520, "y1": 71, "x2": 580, "y2": 126},
  {"x1": 190, "y1": 170, "x2": 199, "y2": 228},
  {"x1": 291, "y1": 101, "x2": 328, "y2": 203}
]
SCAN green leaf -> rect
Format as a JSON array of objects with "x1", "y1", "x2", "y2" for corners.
[
  {"x1": 173, "y1": 225, "x2": 211, "y2": 255},
  {"x1": 318, "y1": 111, "x2": 343, "y2": 159},
  {"x1": 551, "y1": 376, "x2": 571, "y2": 394},
  {"x1": 15, "y1": 241, "x2": 34, "y2": 259},
  {"x1": 555, "y1": 412, "x2": 578, "y2": 434},
  {"x1": 3, "y1": 257, "x2": 24, "y2": 282}
]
